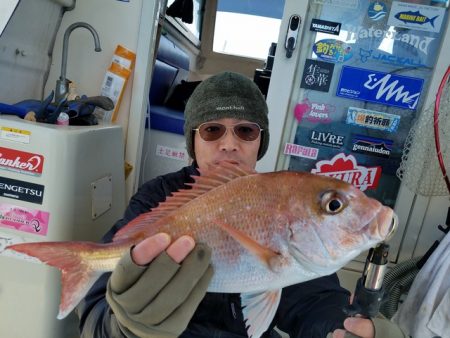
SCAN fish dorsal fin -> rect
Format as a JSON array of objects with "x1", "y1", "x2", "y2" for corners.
[
  {"x1": 113, "y1": 162, "x2": 256, "y2": 242},
  {"x1": 241, "y1": 289, "x2": 282, "y2": 338}
]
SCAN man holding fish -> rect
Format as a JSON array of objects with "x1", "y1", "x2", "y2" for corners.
[{"x1": 8, "y1": 72, "x2": 406, "y2": 337}]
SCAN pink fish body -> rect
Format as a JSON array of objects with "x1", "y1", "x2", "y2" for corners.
[{"x1": 6, "y1": 163, "x2": 397, "y2": 337}]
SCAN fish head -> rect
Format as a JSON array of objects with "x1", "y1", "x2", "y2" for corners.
[{"x1": 287, "y1": 173, "x2": 397, "y2": 273}]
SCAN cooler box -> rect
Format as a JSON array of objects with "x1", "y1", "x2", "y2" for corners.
[{"x1": 0, "y1": 116, "x2": 126, "y2": 338}]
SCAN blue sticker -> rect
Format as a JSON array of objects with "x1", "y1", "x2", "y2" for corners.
[
  {"x1": 351, "y1": 134, "x2": 393, "y2": 158},
  {"x1": 387, "y1": 2, "x2": 445, "y2": 33},
  {"x1": 368, "y1": 2, "x2": 388, "y2": 21},
  {"x1": 346, "y1": 107, "x2": 400, "y2": 132},
  {"x1": 313, "y1": 39, "x2": 353, "y2": 63},
  {"x1": 336, "y1": 66, "x2": 424, "y2": 110}
]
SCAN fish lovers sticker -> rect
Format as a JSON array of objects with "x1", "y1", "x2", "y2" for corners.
[{"x1": 311, "y1": 153, "x2": 381, "y2": 191}]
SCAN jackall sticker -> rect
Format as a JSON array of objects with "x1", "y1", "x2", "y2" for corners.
[
  {"x1": 313, "y1": 39, "x2": 353, "y2": 63},
  {"x1": 0, "y1": 147, "x2": 44, "y2": 176},
  {"x1": 310, "y1": 130, "x2": 345, "y2": 149},
  {"x1": 0, "y1": 176, "x2": 44, "y2": 204},
  {"x1": 368, "y1": 2, "x2": 388, "y2": 21},
  {"x1": 344, "y1": 24, "x2": 435, "y2": 56},
  {"x1": 359, "y1": 48, "x2": 426, "y2": 68},
  {"x1": 388, "y1": 1, "x2": 445, "y2": 33},
  {"x1": 310, "y1": 19, "x2": 341, "y2": 35},
  {"x1": 0, "y1": 202, "x2": 49, "y2": 236},
  {"x1": 294, "y1": 98, "x2": 335, "y2": 123},
  {"x1": 351, "y1": 134, "x2": 393, "y2": 158},
  {"x1": 346, "y1": 107, "x2": 400, "y2": 132},
  {"x1": 284, "y1": 143, "x2": 319, "y2": 160},
  {"x1": 311, "y1": 153, "x2": 381, "y2": 191},
  {"x1": 300, "y1": 59, "x2": 334, "y2": 93},
  {"x1": 336, "y1": 66, "x2": 424, "y2": 110}
]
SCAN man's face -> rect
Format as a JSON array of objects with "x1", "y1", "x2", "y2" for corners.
[{"x1": 194, "y1": 118, "x2": 261, "y2": 171}]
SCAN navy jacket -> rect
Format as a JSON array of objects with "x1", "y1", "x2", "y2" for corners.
[{"x1": 77, "y1": 164, "x2": 350, "y2": 338}]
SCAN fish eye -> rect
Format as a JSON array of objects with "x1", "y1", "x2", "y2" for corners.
[{"x1": 321, "y1": 191, "x2": 346, "y2": 214}]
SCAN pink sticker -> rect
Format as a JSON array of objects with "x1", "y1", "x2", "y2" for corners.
[
  {"x1": 294, "y1": 98, "x2": 335, "y2": 123},
  {"x1": 0, "y1": 202, "x2": 49, "y2": 236}
]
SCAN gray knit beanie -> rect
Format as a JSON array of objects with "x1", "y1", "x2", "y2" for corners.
[{"x1": 184, "y1": 71, "x2": 269, "y2": 161}]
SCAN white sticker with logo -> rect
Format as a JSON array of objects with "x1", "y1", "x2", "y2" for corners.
[
  {"x1": 0, "y1": 126, "x2": 31, "y2": 144},
  {"x1": 311, "y1": 153, "x2": 381, "y2": 191},
  {"x1": 155, "y1": 145, "x2": 188, "y2": 162}
]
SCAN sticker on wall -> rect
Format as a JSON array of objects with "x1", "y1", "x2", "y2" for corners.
[
  {"x1": 310, "y1": 19, "x2": 341, "y2": 35},
  {"x1": 300, "y1": 59, "x2": 334, "y2": 93},
  {"x1": 344, "y1": 24, "x2": 434, "y2": 56},
  {"x1": 358, "y1": 48, "x2": 426, "y2": 68},
  {"x1": 367, "y1": 2, "x2": 388, "y2": 21},
  {"x1": 346, "y1": 107, "x2": 400, "y2": 132},
  {"x1": 313, "y1": 0, "x2": 360, "y2": 9},
  {"x1": 294, "y1": 99, "x2": 335, "y2": 123},
  {"x1": 0, "y1": 176, "x2": 44, "y2": 204},
  {"x1": 388, "y1": 1, "x2": 446, "y2": 33},
  {"x1": 0, "y1": 202, "x2": 49, "y2": 236},
  {"x1": 336, "y1": 66, "x2": 424, "y2": 110},
  {"x1": 284, "y1": 143, "x2": 319, "y2": 160},
  {"x1": 0, "y1": 126, "x2": 31, "y2": 144},
  {"x1": 0, "y1": 147, "x2": 44, "y2": 176},
  {"x1": 351, "y1": 134, "x2": 393, "y2": 158},
  {"x1": 311, "y1": 153, "x2": 381, "y2": 191},
  {"x1": 155, "y1": 145, "x2": 188, "y2": 162},
  {"x1": 313, "y1": 39, "x2": 353, "y2": 63},
  {"x1": 310, "y1": 130, "x2": 345, "y2": 149}
]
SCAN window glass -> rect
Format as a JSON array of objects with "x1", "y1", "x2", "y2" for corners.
[
  {"x1": 213, "y1": 0, "x2": 286, "y2": 59},
  {"x1": 166, "y1": 0, "x2": 204, "y2": 40},
  {"x1": 0, "y1": 0, "x2": 19, "y2": 36}
]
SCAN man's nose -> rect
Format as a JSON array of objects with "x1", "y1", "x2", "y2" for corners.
[{"x1": 219, "y1": 128, "x2": 239, "y2": 152}]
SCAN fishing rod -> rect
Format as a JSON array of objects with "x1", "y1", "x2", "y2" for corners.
[{"x1": 343, "y1": 243, "x2": 390, "y2": 318}]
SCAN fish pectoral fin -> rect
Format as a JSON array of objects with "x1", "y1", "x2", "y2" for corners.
[
  {"x1": 241, "y1": 290, "x2": 282, "y2": 338},
  {"x1": 216, "y1": 220, "x2": 281, "y2": 271}
]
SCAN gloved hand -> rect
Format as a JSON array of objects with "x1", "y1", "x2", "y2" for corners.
[
  {"x1": 106, "y1": 234, "x2": 213, "y2": 338},
  {"x1": 329, "y1": 316, "x2": 408, "y2": 338}
]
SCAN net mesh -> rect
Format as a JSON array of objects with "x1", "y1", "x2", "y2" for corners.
[{"x1": 396, "y1": 77, "x2": 450, "y2": 196}]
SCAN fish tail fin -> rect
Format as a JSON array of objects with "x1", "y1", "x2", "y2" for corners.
[
  {"x1": 6, "y1": 241, "x2": 106, "y2": 319},
  {"x1": 430, "y1": 15, "x2": 438, "y2": 28}
]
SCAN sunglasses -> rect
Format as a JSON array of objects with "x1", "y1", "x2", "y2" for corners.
[{"x1": 193, "y1": 122, "x2": 263, "y2": 142}]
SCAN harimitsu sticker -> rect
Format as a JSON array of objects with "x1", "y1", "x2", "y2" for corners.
[
  {"x1": 0, "y1": 202, "x2": 49, "y2": 236},
  {"x1": 0, "y1": 147, "x2": 44, "y2": 176},
  {"x1": 1, "y1": 126, "x2": 31, "y2": 144},
  {"x1": 311, "y1": 153, "x2": 381, "y2": 191},
  {"x1": 284, "y1": 143, "x2": 319, "y2": 160}
]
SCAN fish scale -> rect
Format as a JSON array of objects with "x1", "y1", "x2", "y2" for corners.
[{"x1": 5, "y1": 162, "x2": 397, "y2": 338}]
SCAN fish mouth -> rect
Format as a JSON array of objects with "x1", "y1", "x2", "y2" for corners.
[{"x1": 369, "y1": 206, "x2": 398, "y2": 241}]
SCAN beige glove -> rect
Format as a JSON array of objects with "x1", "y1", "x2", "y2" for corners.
[{"x1": 106, "y1": 243, "x2": 213, "y2": 338}]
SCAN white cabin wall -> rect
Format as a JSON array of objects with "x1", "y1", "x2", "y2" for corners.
[{"x1": 0, "y1": 0, "x2": 70, "y2": 103}]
